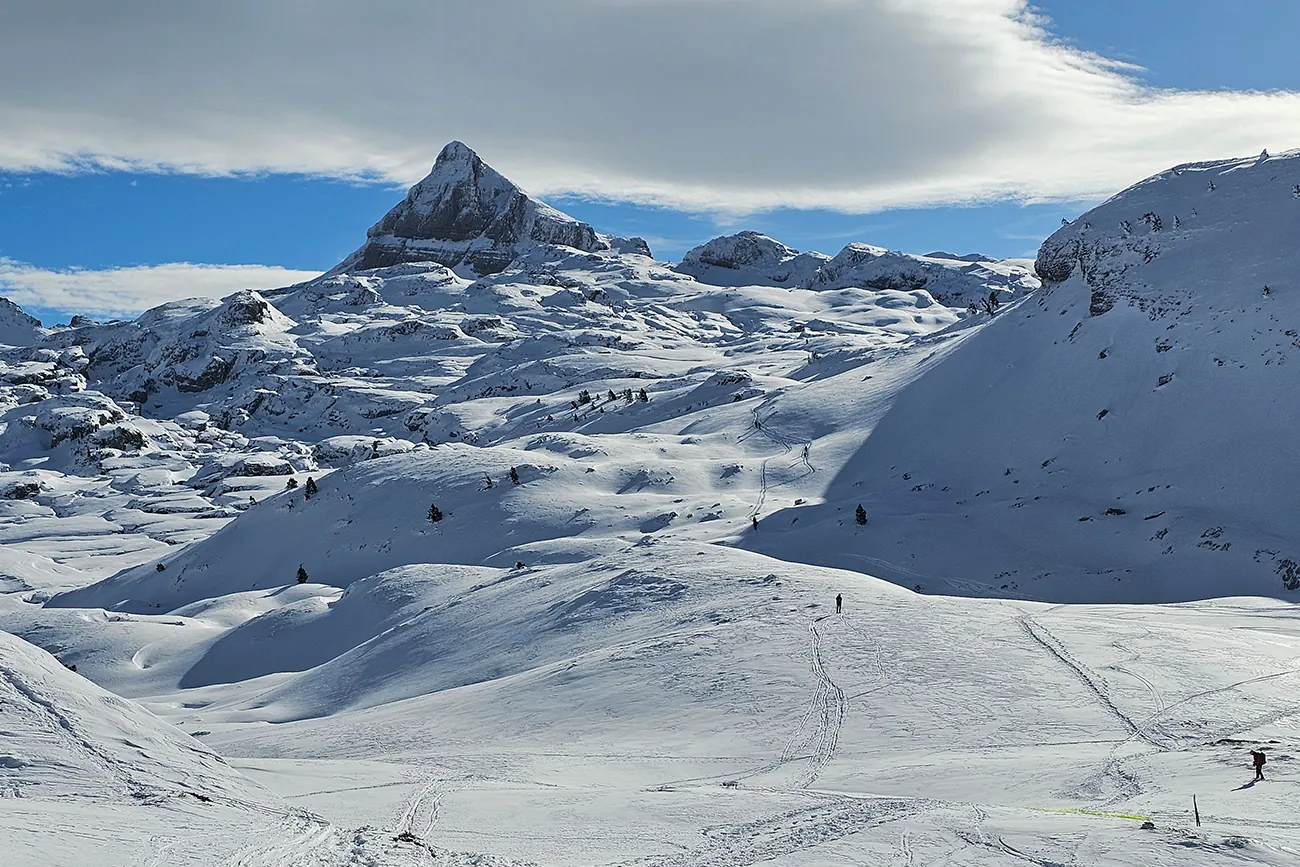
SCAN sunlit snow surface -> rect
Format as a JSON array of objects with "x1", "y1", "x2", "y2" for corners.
[{"x1": 2, "y1": 148, "x2": 1300, "y2": 865}]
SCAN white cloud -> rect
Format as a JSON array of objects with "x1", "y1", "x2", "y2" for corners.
[
  {"x1": 2, "y1": 0, "x2": 1300, "y2": 212},
  {"x1": 0, "y1": 260, "x2": 321, "y2": 319}
]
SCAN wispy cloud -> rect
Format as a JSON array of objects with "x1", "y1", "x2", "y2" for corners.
[
  {"x1": 2, "y1": 1, "x2": 1299, "y2": 213},
  {"x1": 0, "y1": 259, "x2": 320, "y2": 319}
]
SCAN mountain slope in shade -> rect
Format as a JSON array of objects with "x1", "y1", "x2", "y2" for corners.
[{"x1": 738, "y1": 149, "x2": 1300, "y2": 601}]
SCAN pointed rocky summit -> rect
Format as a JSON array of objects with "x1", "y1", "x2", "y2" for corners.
[
  {"x1": 332, "y1": 141, "x2": 610, "y2": 277},
  {"x1": 0, "y1": 296, "x2": 45, "y2": 346}
]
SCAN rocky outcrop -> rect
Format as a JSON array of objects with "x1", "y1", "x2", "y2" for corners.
[
  {"x1": 674, "y1": 232, "x2": 828, "y2": 287},
  {"x1": 332, "y1": 141, "x2": 610, "y2": 277}
]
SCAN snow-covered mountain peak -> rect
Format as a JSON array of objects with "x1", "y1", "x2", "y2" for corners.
[
  {"x1": 331, "y1": 140, "x2": 609, "y2": 277},
  {"x1": 0, "y1": 296, "x2": 44, "y2": 346}
]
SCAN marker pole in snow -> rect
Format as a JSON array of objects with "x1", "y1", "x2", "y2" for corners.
[{"x1": 1193, "y1": 795, "x2": 1200, "y2": 827}]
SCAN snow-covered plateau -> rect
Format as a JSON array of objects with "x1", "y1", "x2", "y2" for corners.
[{"x1": 2, "y1": 143, "x2": 1299, "y2": 866}]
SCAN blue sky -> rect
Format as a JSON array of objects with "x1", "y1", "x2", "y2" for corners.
[{"x1": 2, "y1": 1, "x2": 1299, "y2": 323}]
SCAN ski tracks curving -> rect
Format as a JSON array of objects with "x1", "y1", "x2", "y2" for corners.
[{"x1": 775, "y1": 621, "x2": 846, "y2": 789}]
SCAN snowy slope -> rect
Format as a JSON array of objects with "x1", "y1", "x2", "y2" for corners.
[
  {"x1": 18, "y1": 545, "x2": 1300, "y2": 866},
  {"x1": 0, "y1": 628, "x2": 296, "y2": 866},
  {"x1": 738, "y1": 150, "x2": 1300, "y2": 602},
  {"x1": 3, "y1": 144, "x2": 1300, "y2": 866}
]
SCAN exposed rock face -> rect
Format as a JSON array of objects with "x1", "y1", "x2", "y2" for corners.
[
  {"x1": 674, "y1": 231, "x2": 829, "y2": 287},
  {"x1": 608, "y1": 236, "x2": 653, "y2": 257},
  {"x1": 332, "y1": 141, "x2": 609, "y2": 277},
  {"x1": 0, "y1": 297, "x2": 44, "y2": 346}
]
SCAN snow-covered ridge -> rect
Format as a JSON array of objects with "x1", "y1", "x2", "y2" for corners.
[
  {"x1": 754, "y1": 148, "x2": 1300, "y2": 601},
  {"x1": 674, "y1": 232, "x2": 1038, "y2": 310}
]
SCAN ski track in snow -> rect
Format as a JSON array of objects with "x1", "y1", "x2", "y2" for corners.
[
  {"x1": 1016, "y1": 612, "x2": 1160, "y2": 748},
  {"x1": 630, "y1": 795, "x2": 919, "y2": 867},
  {"x1": 799, "y1": 620, "x2": 847, "y2": 788},
  {"x1": 769, "y1": 619, "x2": 847, "y2": 790}
]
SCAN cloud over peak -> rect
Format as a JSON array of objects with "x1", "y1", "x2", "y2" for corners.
[{"x1": 3, "y1": 0, "x2": 1299, "y2": 212}]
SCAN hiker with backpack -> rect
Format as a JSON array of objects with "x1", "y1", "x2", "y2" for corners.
[{"x1": 1251, "y1": 749, "x2": 1267, "y2": 781}]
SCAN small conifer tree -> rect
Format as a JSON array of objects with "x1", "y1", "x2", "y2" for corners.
[
  {"x1": 509, "y1": 466, "x2": 520, "y2": 485},
  {"x1": 286, "y1": 477, "x2": 298, "y2": 489},
  {"x1": 155, "y1": 562, "x2": 166, "y2": 572},
  {"x1": 296, "y1": 565, "x2": 309, "y2": 584},
  {"x1": 855, "y1": 504, "x2": 868, "y2": 525},
  {"x1": 638, "y1": 388, "x2": 649, "y2": 402},
  {"x1": 304, "y1": 477, "x2": 318, "y2": 499},
  {"x1": 428, "y1": 503, "x2": 444, "y2": 523}
]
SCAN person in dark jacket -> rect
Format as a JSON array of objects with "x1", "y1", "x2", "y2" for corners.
[
  {"x1": 835, "y1": 594, "x2": 843, "y2": 614},
  {"x1": 1251, "y1": 749, "x2": 1267, "y2": 781}
]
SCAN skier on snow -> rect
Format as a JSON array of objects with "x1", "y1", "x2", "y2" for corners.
[{"x1": 836, "y1": 594, "x2": 843, "y2": 614}]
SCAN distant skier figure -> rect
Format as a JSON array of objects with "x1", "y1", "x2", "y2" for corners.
[
  {"x1": 751, "y1": 516, "x2": 759, "y2": 531},
  {"x1": 1251, "y1": 749, "x2": 1267, "y2": 781},
  {"x1": 835, "y1": 594, "x2": 843, "y2": 614}
]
